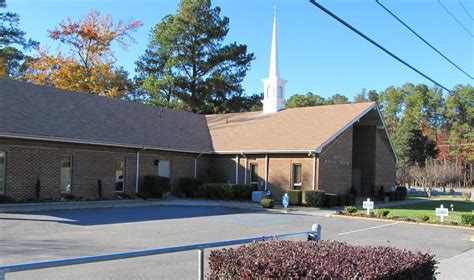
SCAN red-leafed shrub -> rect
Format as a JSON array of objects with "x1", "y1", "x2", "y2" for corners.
[{"x1": 208, "y1": 240, "x2": 436, "y2": 279}]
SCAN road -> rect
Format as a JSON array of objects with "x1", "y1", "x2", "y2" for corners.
[{"x1": 0, "y1": 206, "x2": 472, "y2": 279}]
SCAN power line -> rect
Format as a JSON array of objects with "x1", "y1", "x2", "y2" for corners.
[
  {"x1": 376, "y1": 0, "x2": 473, "y2": 80},
  {"x1": 458, "y1": 0, "x2": 474, "y2": 21},
  {"x1": 307, "y1": 0, "x2": 452, "y2": 93},
  {"x1": 436, "y1": 0, "x2": 473, "y2": 37}
]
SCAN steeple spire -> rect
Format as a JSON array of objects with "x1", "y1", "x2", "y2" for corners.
[
  {"x1": 261, "y1": 5, "x2": 287, "y2": 114},
  {"x1": 269, "y1": 5, "x2": 279, "y2": 78}
]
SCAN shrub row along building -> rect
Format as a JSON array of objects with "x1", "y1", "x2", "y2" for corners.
[{"x1": 0, "y1": 11, "x2": 397, "y2": 201}]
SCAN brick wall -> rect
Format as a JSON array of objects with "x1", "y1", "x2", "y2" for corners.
[
  {"x1": 374, "y1": 130, "x2": 396, "y2": 189},
  {"x1": 318, "y1": 128, "x2": 353, "y2": 194},
  {"x1": 0, "y1": 138, "x2": 205, "y2": 200},
  {"x1": 267, "y1": 154, "x2": 314, "y2": 201}
]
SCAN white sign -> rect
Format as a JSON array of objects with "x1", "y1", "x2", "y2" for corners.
[
  {"x1": 435, "y1": 204, "x2": 449, "y2": 223},
  {"x1": 362, "y1": 198, "x2": 374, "y2": 215},
  {"x1": 282, "y1": 193, "x2": 289, "y2": 209}
]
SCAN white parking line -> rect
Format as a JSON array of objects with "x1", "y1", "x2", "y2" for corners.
[{"x1": 337, "y1": 222, "x2": 399, "y2": 236}]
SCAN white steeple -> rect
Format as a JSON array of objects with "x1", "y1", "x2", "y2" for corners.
[{"x1": 262, "y1": 5, "x2": 287, "y2": 114}]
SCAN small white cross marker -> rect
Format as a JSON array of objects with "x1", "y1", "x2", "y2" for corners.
[
  {"x1": 435, "y1": 204, "x2": 449, "y2": 223},
  {"x1": 362, "y1": 198, "x2": 374, "y2": 215}
]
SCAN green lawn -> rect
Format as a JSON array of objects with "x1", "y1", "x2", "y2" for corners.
[{"x1": 357, "y1": 197, "x2": 473, "y2": 224}]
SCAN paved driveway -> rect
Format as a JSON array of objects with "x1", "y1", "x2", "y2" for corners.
[{"x1": 0, "y1": 206, "x2": 472, "y2": 279}]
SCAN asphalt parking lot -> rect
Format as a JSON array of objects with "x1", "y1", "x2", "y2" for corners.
[{"x1": 0, "y1": 206, "x2": 472, "y2": 279}]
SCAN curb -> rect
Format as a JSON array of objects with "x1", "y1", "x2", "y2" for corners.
[{"x1": 330, "y1": 214, "x2": 474, "y2": 231}]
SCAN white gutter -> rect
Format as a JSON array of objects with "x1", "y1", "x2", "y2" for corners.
[
  {"x1": 214, "y1": 149, "x2": 314, "y2": 155},
  {"x1": 0, "y1": 133, "x2": 211, "y2": 155},
  {"x1": 374, "y1": 104, "x2": 399, "y2": 164}
]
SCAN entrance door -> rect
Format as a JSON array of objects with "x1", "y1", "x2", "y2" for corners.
[{"x1": 352, "y1": 169, "x2": 361, "y2": 195}]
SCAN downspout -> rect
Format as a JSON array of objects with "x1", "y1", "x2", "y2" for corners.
[
  {"x1": 194, "y1": 152, "x2": 204, "y2": 179},
  {"x1": 309, "y1": 151, "x2": 317, "y2": 191},
  {"x1": 135, "y1": 147, "x2": 146, "y2": 194},
  {"x1": 235, "y1": 154, "x2": 239, "y2": 184},
  {"x1": 241, "y1": 152, "x2": 248, "y2": 184},
  {"x1": 264, "y1": 153, "x2": 269, "y2": 191}
]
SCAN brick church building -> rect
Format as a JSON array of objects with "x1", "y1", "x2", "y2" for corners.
[{"x1": 0, "y1": 11, "x2": 397, "y2": 201}]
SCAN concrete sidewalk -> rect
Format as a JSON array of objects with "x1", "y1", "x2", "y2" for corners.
[
  {"x1": 437, "y1": 248, "x2": 474, "y2": 280},
  {"x1": 0, "y1": 197, "x2": 336, "y2": 217}
]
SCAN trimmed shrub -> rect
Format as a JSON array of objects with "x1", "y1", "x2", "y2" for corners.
[
  {"x1": 232, "y1": 184, "x2": 254, "y2": 200},
  {"x1": 209, "y1": 240, "x2": 436, "y2": 279},
  {"x1": 347, "y1": 194, "x2": 356, "y2": 206},
  {"x1": 288, "y1": 190, "x2": 302, "y2": 206},
  {"x1": 304, "y1": 191, "x2": 325, "y2": 207},
  {"x1": 349, "y1": 186, "x2": 357, "y2": 196},
  {"x1": 260, "y1": 198, "x2": 274, "y2": 209},
  {"x1": 376, "y1": 209, "x2": 390, "y2": 217},
  {"x1": 337, "y1": 194, "x2": 348, "y2": 206},
  {"x1": 461, "y1": 214, "x2": 474, "y2": 225},
  {"x1": 417, "y1": 214, "x2": 430, "y2": 222},
  {"x1": 197, "y1": 183, "x2": 234, "y2": 200},
  {"x1": 396, "y1": 187, "x2": 408, "y2": 200},
  {"x1": 389, "y1": 191, "x2": 398, "y2": 201},
  {"x1": 325, "y1": 193, "x2": 338, "y2": 208},
  {"x1": 0, "y1": 195, "x2": 15, "y2": 204},
  {"x1": 344, "y1": 205, "x2": 357, "y2": 214},
  {"x1": 377, "y1": 186, "x2": 385, "y2": 200},
  {"x1": 179, "y1": 177, "x2": 201, "y2": 197},
  {"x1": 144, "y1": 175, "x2": 171, "y2": 198},
  {"x1": 63, "y1": 194, "x2": 75, "y2": 201}
]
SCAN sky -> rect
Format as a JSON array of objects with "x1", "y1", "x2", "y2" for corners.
[{"x1": 7, "y1": 0, "x2": 474, "y2": 100}]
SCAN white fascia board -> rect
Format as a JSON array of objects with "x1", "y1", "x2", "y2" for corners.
[
  {"x1": 374, "y1": 103, "x2": 399, "y2": 164},
  {"x1": 214, "y1": 150, "x2": 315, "y2": 155},
  {"x1": 0, "y1": 133, "x2": 211, "y2": 155},
  {"x1": 314, "y1": 103, "x2": 377, "y2": 153}
]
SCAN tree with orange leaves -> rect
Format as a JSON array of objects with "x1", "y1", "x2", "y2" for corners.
[{"x1": 22, "y1": 10, "x2": 142, "y2": 98}]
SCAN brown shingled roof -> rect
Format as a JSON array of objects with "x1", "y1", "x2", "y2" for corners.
[
  {"x1": 206, "y1": 102, "x2": 377, "y2": 153},
  {"x1": 0, "y1": 79, "x2": 213, "y2": 153},
  {"x1": 1, "y1": 79, "x2": 392, "y2": 156}
]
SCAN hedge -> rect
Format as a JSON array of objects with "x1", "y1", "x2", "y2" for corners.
[
  {"x1": 232, "y1": 184, "x2": 254, "y2": 200},
  {"x1": 260, "y1": 198, "x2": 274, "y2": 209},
  {"x1": 288, "y1": 190, "x2": 302, "y2": 205},
  {"x1": 179, "y1": 177, "x2": 201, "y2": 197},
  {"x1": 461, "y1": 214, "x2": 474, "y2": 225},
  {"x1": 143, "y1": 175, "x2": 170, "y2": 198},
  {"x1": 304, "y1": 191, "x2": 325, "y2": 207},
  {"x1": 337, "y1": 194, "x2": 348, "y2": 206},
  {"x1": 325, "y1": 193, "x2": 338, "y2": 207},
  {"x1": 396, "y1": 186, "x2": 408, "y2": 200},
  {"x1": 197, "y1": 183, "x2": 234, "y2": 200},
  {"x1": 347, "y1": 194, "x2": 356, "y2": 206},
  {"x1": 209, "y1": 240, "x2": 436, "y2": 279}
]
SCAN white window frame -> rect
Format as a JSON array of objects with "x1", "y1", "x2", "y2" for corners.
[
  {"x1": 292, "y1": 163, "x2": 302, "y2": 190},
  {"x1": 158, "y1": 159, "x2": 171, "y2": 178},
  {"x1": 60, "y1": 155, "x2": 72, "y2": 194},
  {"x1": 250, "y1": 163, "x2": 259, "y2": 185},
  {"x1": 0, "y1": 150, "x2": 5, "y2": 195},
  {"x1": 115, "y1": 158, "x2": 125, "y2": 193}
]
